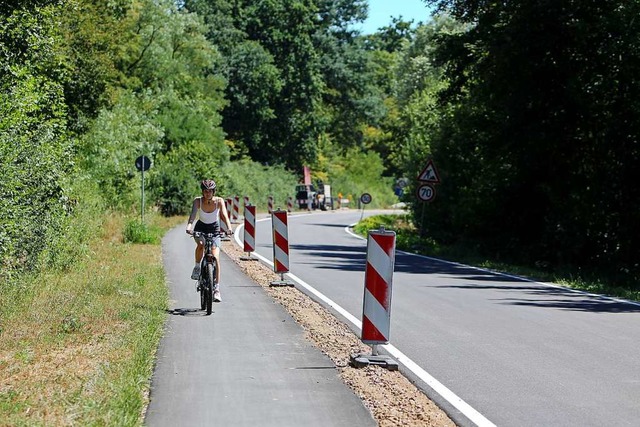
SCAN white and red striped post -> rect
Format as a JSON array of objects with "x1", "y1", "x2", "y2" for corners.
[
  {"x1": 270, "y1": 209, "x2": 293, "y2": 286},
  {"x1": 287, "y1": 196, "x2": 293, "y2": 212},
  {"x1": 219, "y1": 215, "x2": 231, "y2": 241},
  {"x1": 243, "y1": 196, "x2": 250, "y2": 209},
  {"x1": 225, "y1": 197, "x2": 232, "y2": 215},
  {"x1": 267, "y1": 196, "x2": 274, "y2": 214},
  {"x1": 351, "y1": 226, "x2": 399, "y2": 370},
  {"x1": 225, "y1": 197, "x2": 233, "y2": 222},
  {"x1": 232, "y1": 196, "x2": 240, "y2": 223},
  {"x1": 240, "y1": 205, "x2": 257, "y2": 261}
]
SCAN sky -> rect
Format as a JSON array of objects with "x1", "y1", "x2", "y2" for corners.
[{"x1": 357, "y1": 0, "x2": 433, "y2": 35}]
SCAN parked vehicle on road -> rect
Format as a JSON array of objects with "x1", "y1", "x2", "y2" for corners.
[
  {"x1": 295, "y1": 182, "x2": 334, "y2": 210},
  {"x1": 316, "y1": 182, "x2": 333, "y2": 211},
  {"x1": 296, "y1": 184, "x2": 317, "y2": 210}
]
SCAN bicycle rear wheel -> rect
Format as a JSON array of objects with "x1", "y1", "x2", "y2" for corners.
[{"x1": 205, "y1": 263, "x2": 214, "y2": 315}]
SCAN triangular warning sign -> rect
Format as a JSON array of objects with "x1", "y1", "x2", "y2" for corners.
[{"x1": 417, "y1": 159, "x2": 440, "y2": 183}]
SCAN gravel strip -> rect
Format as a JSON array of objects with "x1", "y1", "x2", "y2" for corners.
[{"x1": 222, "y1": 240, "x2": 456, "y2": 427}]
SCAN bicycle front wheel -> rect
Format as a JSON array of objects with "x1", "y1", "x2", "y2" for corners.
[
  {"x1": 200, "y1": 279, "x2": 206, "y2": 310},
  {"x1": 205, "y1": 263, "x2": 214, "y2": 315}
]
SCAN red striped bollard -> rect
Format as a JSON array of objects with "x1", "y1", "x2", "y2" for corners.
[
  {"x1": 232, "y1": 196, "x2": 240, "y2": 223},
  {"x1": 225, "y1": 198, "x2": 232, "y2": 217},
  {"x1": 287, "y1": 196, "x2": 293, "y2": 212},
  {"x1": 240, "y1": 205, "x2": 258, "y2": 261},
  {"x1": 351, "y1": 226, "x2": 399, "y2": 370},
  {"x1": 225, "y1": 197, "x2": 234, "y2": 223},
  {"x1": 267, "y1": 196, "x2": 274, "y2": 214},
  {"x1": 270, "y1": 209, "x2": 293, "y2": 287},
  {"x1": 220, "y1": 215, "x2": 231, "y2": 241},
  {"x1": 243, "y1": 196, "x2": 249, "y2": 209}
]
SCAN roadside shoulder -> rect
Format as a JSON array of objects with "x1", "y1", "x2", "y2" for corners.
[{"x1": 221, "y1": 240, "x2": 455, "y2": 427}]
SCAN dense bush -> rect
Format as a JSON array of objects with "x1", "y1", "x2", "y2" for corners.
[
  {"x1": 124, "y1": 219, "x2": 162, "y2": 244},
  {"x1": 217, "y1": 160, "x2": 298, "y2": 212},
  {"x1": 150, "y1": 140, "x2": 226, "y2": 215},
  {"x1": 326, "y1": 149, "x2": 397, "y2": 208},
  {"x1": 0, "y1": 4, "x2": 73, "y2": 280},
  {"x1": 78, "y1": 91, "x2": 164, "y2": 209}
]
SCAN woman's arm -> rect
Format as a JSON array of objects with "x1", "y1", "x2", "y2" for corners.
[{"x1": 186, "y1": 198, "x2": 200, "y2": 234}]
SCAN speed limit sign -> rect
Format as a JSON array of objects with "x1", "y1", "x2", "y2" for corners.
[{"x1": 416, "y1": 184, "x2": 436, "y2": 202}]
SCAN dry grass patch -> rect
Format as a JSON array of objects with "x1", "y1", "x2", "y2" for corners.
[{"x1": 0, "y1": 213, "x2": 181, "y2": 426}]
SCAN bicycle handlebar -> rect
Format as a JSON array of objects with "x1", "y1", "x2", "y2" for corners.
[{"x1": 191, "y1": 230, "x2": 232, "y2": 239}]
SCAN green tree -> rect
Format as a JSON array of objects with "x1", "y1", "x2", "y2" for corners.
[
  {"x1": 58, "y1": 0, "x2": 131, "y2": 133},
  {"x1": 78, "y1": 90, "x2": 164, "y2": 209},
  {"x1": 221, "y1": 40, "x2": 283, "y2": 157},
  {"x1": 425, "y1": 0, "x2": 640, "y2": 280},
  {"x1": 0, "y1": 3, "x2": 73, "y2": 274},
  {"x1": 389, "y1": 14, "x2": 463, "y2": 193},
  {"x1": 362, "y1": 16, "x2": 417, "y2": 53},
  {"x1": 241, "y1": 0, "x2": 324, "y2": 166},
  {"x1": 184, "y1": 0, "x2": 382, "y2": 169},
  {"x1": 77, "y1": 0, "x2": 228, "y2": 208}
]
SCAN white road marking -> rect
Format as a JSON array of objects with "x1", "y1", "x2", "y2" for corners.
[{"x1": 234, "y1": 217, "x2": 496, "y2": 427}]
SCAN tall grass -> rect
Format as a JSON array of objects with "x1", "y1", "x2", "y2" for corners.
[{"x1": 0, "y1": 177, "x2": 179, "y2": 425}]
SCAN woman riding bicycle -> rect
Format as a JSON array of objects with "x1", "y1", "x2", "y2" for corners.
[{"x1": 185, "y1": 179, "x2": 233, "y2": 302}]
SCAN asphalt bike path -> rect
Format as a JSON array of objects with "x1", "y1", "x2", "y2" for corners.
[{"x1": 144, "y1": 225, "x2": 375, "y2": 426}]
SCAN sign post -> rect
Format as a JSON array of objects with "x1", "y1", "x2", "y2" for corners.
[
  {"x1": 359, "y1": 192, "x2": 372, "y2": 221},
  {"x1": 135, "y1": 155, "x2": 151, "y2": 224},
  {"x1": 416, "y1": 159, "x2": 440, "y2": 237}
]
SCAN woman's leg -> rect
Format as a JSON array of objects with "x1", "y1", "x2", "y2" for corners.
[
  {"x1": 195, "y1": 241, "x2": 204, "y2": 263},
  {"x1": 212, "y1": 247, "x2": 221, "y2": 284},
  {"x1": 190, "y1": 239, "x2": 205, "y2": 280}
]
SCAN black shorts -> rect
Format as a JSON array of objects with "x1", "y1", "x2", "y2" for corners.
[
  {"x1": 193, "y1": 221, "x2": 221, "y2": 247},
  {"x1": 194, "y1": 220, "x2": 220, "y2": 234}
]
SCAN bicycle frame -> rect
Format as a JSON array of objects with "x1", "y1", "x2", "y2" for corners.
[{"x1": 194, "y1": 232, "x2": 219, "y2": 315}]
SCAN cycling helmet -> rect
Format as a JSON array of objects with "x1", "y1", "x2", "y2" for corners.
[{"x1": 200, "y1": 179, "x2": 217, "y2": 191}]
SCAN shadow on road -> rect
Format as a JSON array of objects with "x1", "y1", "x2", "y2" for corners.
[
  {"x1": 286, "y1": 242, "x2": 507, "y2": 277},
  {"x1": 167, "y1": 308, "x2": 209, "y2": 317},
  {"x1": 286, "y1": 242, "x2": 640, "y2": 314},
  {"x1": 436, "y1": 283, "x2": 640, "y2": 313},
  {"x1": 305, "y1": 222, "x2": 353, "y2": 229}
]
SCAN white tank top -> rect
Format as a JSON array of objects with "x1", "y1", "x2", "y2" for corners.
[{"x1": 199, "y1": 198, "x2": 219, "y2": 224}]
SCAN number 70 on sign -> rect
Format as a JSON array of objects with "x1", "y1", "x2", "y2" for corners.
[{"x1": 416, "y1": 183, "x2": 436, "y2": 202}]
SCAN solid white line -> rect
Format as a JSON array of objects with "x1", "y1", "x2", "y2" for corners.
[
  {"x1": 234, "y1": 217, "x2": 496, "y2": 427},
  {"x1": 382, "y1": 343, "x2": 497, "y2": 427}
]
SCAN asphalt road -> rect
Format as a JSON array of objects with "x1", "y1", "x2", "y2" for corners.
[
  {"x1": 251, "y1": 210, "x2": 640, "y2": 427},
  {"x1": 144, "y1": 225, "x2": 376, "y2": 427}
]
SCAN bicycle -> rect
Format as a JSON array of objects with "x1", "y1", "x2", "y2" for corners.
[{"x1": 192, "y1": 231, "x2": 221, "y2": 315}]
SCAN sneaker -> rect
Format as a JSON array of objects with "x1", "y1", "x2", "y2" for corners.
[
  {"x1": 213, "y1": 286, "x2": 221, "y2": 302},
  {"x1": 190, "y1": 265, "x2": 201, "y2": 280}
]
